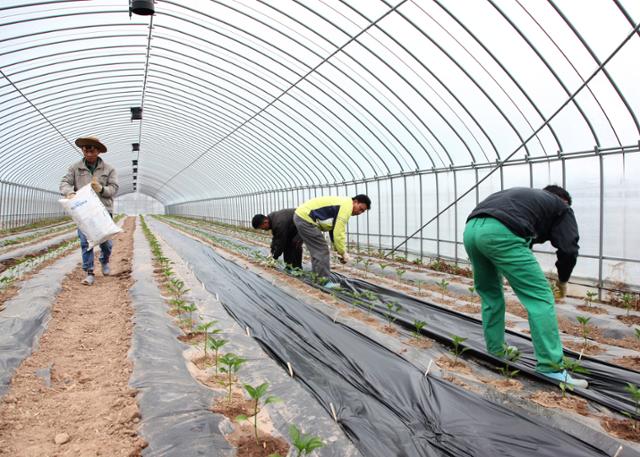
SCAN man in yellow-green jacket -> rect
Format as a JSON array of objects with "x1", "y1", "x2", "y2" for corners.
[{"x1": 294, "y1": 194, "x2": 371, "y2": 288}]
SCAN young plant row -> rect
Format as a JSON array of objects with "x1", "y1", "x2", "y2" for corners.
[
  {"x1": 160, "y1": 216, "x2": 640, "y2": 405},
  {"x1": 0, "y1": 216, "x2": 70, "y2": 238},
  {"x1": 0, "y1": 222, "x2": 75, "y2": 250},
  {"x1": 141, "y1": 216, "x2": 325, "y2": 456},
  {"x1": 173, "y1": 216, "x2": 640, "y2": 318},
  {"x1": 0, "y1": 238, "x2": 79, "y2": 291}
]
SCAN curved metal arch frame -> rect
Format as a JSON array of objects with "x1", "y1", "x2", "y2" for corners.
[
  {"x1": 139, "y1": 97, "x2": 301, "y2": 193},
  {"x1": 154, "y1": 6, "x2": 429, "y2": 179},
  {"x1": 151, "y1": 21, "x2": 389, "y2": 180},
  {"x1": 0, "y1": 1, "x2": 637, "y2": 205},
  {"x1": 143, "y1": 63, "x2": 338, "y2": 185}
]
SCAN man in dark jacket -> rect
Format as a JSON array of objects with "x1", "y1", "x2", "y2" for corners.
[
  {"x1": 252, "y1": 209, "x2": 302, "y2": 269},
  {"x1": 463, "y1": 185, "x2": 587, "y2": 388}
]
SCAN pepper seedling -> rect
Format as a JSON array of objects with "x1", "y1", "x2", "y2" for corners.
[
  {"x1": 179, "y1": 303, "x2": 198, "y2": 330},
  {"x1": 557, "y1": 357, "x2": 590, "y2": 398},
  {"x1": 208, "y1": 337, "x2": 228, "y2": 373},
  {"x1": 384, "y1": 301, "x2": 402, "y2": 327},
  {"x1": 289, "y1": 424, "x2": 324, "y2": 456},
  {"x1": 413, "y1": 320, "x2": 426, "y2": 340},
  {"x1": 576, "y1": 316, "x2": 591, "y2": 346},
  {"x1": 437, "y1": 279, "x2": 449, "y2": 299},
  {"x1": 219, "y1": 353, "x2": 247, "y2": 403},
  {"x1": 236, "y1": 382, "x2": 282, "y2": 444},
  {"x1": 584, "y1": 290, "x2": 597, "y2": 308},
  {"x1": 498, "y1": 344, "x2": 520, "y2": 379},
  {"x1": 362, "y1": 259, "x2": 372, "y2": 277},
  {"x1": 196, "y1": 321, "x2": 219, "y2": 356},
  {"x1": 450, "y1": 335, "x2": 469, "y2": 366}
]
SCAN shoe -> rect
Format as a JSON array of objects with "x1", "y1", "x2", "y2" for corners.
[
  {"x1": 81, "y1": 274, "x2": 95, "y2": 286},
  {"x1": 102, "y1": 263, "x2": 111, "y2": 276},
  {"x1": 543, "y1": 370, "x2": 589, "y2": 389},
  {"x1": 324, "y1": 281, "x2": 341, "y2": 290}
]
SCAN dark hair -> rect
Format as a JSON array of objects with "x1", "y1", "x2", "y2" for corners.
[
  {"x1": 352, "y1": 194, "x2": 371, "y2": 209},
  {"x1": 543, "y1": 185, "x2": 572, "y2": 206},
  {"x1": 251, "y1": 214, "x2": 267, "y2": 229}
]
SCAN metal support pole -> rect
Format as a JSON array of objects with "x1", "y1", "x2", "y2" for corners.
[
  {"x1": 453, "y1": 170, "x2": 458, "y2": 264},
  {"x1": 598, "y1": 153, "x2": 605, "y2": 300},
  {"x1": 419, "y1": 174, "x2": 423, "y2": 261},
  {"x1": 404, "y1": 175, "x2": 408, "y2": 258},
  {"x1": 435, "y1": 171, "x2": 440, "y2": 258}
]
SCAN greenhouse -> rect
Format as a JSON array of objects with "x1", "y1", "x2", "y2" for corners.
[{"x1": 0, "y1": 1, "x2": 639, "y2": 456}]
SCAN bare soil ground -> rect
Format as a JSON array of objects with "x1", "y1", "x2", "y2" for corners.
[
  {"x1": 0, "y1": 217, "x2": 145, "y2": 456},
  {"x1": 601, "y1": 417, "x2": 640, "y2": 443},
  {"x1": 530, "y1": 391, "x2": 590, "y2": 416}
]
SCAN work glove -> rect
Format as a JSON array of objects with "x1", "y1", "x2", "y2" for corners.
[
  {"x1": 65, "y1": 192, "x2": 76, "y2": 199},
  {"x1": 557, "y1": 281, "x2": 568, "y2": 298},
  {"x1": 338, "y1": 253, "x2": 349, "y2": 264},
  {"x1": 91, "y1": 177, "x2": 103, "y2": 194}
]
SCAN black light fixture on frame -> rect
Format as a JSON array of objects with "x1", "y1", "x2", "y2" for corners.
[
  {"x1": 130, "y1": 107, "x2": 142, "y2": 121},
  {"x1": 129, "y1": 0, "x2": 155, "y2": 17},
  {"x1": 132, "y1": 143, "x2": 140, "y2": 151}
]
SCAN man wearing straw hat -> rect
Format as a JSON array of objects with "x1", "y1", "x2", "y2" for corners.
[{"x1": 60, "y1": 136, "x2": 119, "y2": 286}]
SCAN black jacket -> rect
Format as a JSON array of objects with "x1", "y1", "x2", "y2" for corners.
[
  {"x1": 468, "y1": 187, "x2": 579, "y2": 282},
  {"x1": 268, "y1": 209, "x2": 299, "y2": 259}
]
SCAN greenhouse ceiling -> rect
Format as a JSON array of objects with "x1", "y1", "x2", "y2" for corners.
[{"x1": 1, "y1": 0, "x2": 639, "y2": 206}]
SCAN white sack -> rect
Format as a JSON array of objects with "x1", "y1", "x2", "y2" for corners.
[{"x1": 59, "y1": 183, "x2": 121, "y2": 249}]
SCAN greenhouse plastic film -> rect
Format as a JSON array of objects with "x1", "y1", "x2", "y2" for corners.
[
  {"x1": 129, "y1": 224, "x2": 233, "y2": 457},
  {"x1": 337, "y1": 275, "x2": 640, "y2": 418},
  {"x1": 0, "y1": 254, "x2": 77, "y2": 397},
  {"x1": 166, "y1": 217, "x2": 640, "y2": 418},
  {"x1": 152, "y1": 220, "x2": 628, "y2": 457}
]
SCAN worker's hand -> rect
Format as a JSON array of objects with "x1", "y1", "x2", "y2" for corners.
[
  {"x1": 65, "y1": 192, "x2": 76, "y2": 199},
  {"x1": 91, "y1": 177, "x2": 103, "y2": 194},
  {"x1": 557, "y1": 281, "x2": 568, "y2": 298},
  {"x1": 338, "y1": 253, "x2": 349, "y2": 264}
]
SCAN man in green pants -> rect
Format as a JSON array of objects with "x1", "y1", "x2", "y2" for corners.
[{"x1": 463, "y1": 185, "x2": 587, "y2": 388}]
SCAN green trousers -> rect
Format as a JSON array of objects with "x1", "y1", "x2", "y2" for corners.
[{"x1": 463, "y1": 217, "x2": 563, "y2": 373}]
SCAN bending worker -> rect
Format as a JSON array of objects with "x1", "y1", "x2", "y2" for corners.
[
  {"x1": 463, "y1": 185, "x2": 587, "y2": 388},
  {"x1": 294, "y1": 194, "x2": 371, "y2": 288},
  {"x1": 251, "y1": 209, "x2": 303, "y2": 269}
]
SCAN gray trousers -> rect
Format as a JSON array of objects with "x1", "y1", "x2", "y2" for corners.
[{"x1": 293, "y1": 213, "x2": 331, "y2": 278}]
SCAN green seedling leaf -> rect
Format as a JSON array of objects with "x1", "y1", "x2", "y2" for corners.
[
  {"x1": 576, "y1": 316, "x2": 591, "y2": 346},
  {"x1": 243, "y1": 382, "x2": 282, "y2": 444},
  {"x1": 450, "y1": 335, "x2": 469, "y2": 365},
  {"x1": 208, "y1": 338, "x2": 227, "y2": 373},
  {"x1": 413, "y1": 320, "x2": 426, "y2": 340}
]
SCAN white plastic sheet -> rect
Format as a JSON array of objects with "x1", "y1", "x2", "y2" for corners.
[{"x1": 59, "y1": 184, "x2": 121, "y2": 249}]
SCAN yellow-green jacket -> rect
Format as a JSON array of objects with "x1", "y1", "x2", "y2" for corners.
[{"x1": 295, "y1": 196, "x2": 352, "y2": 255}]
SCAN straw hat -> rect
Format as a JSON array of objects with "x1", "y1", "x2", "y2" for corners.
[{"x1": 75, "y1": 136, "x2": 107, "y2": 153}]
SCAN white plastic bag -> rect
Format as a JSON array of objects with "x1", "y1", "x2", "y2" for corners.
[{"x1": 59, "y1": 183, "x2": 122, "y2": 249}]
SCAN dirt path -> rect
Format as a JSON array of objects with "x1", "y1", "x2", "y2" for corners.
[{"x1": 0, "y1": 217, "x2": 145, "y2": 456}]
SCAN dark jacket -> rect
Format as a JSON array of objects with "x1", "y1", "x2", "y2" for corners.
[
  {"x1": 468, "y1": 187, "x2": 579, "y2": 282},
  {"x1": 268, "y1": 209, "x2": 299, "y2": 260}
]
